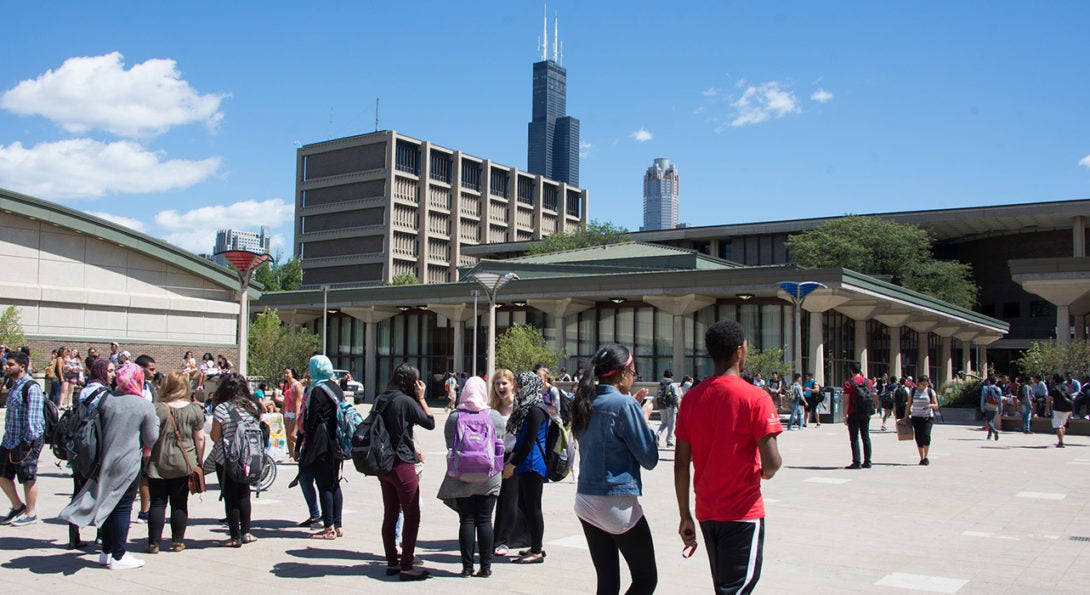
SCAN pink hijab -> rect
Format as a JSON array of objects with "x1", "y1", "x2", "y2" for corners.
[
  {"x1": 115, "y1": 362, "x2": 144, "y2": 396},
  {"x1": 457, "y1": 376, "x2": 489, "y2": 412}
]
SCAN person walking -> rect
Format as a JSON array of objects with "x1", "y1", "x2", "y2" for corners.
[
  {"x1": 0, "y1": 351, "x2": 47, "y2": 528},
  {"x1": 655, "y1": 370, "x2": 680, "y2": 447},
  {"x1": 298, "y1": 355, "x2": 346, "y2": 540},
  {"x1": 283, "y1": 368, "x2": 303, "y2": 461},
  {"x1": 145, "y1": 372, "x2": 205, "y2": 553},
  {"x1": 843, "y1": 362, "x2": 876, "y2": 469},
  {"x1": 66, "y1": 358, "x2": 113, "y2": 549},
  {"x1": 209, "y1": 373, "x2": 261, "y2": 547},
  {"x1": 786, "y1": 373, "x2": 805, "y2": 430},
  {"x1": 903, "y1": 375, "x2": 939, "y2": 465},
  {"x1": 503, "y1": 372, "x2": 550, "y2": 565},
  {"x1": 1017, "y1": 376, "x2": 1034, "y2": 433},
  {"x1": 803, "y1": 372, "x2": 822, "y2": 427},
  {"x1": 445, "y1": 372, "x2": 459, "y2": 412},
  {"x1": 437, "y1": 376, "x2": 505, "y2": 578},
  {"x1": 571, "y1": 344, "x2": 659, "y2": 595},
  {"x1": 59, "y1": 362, "x2": 159, "y2": 570},
  {"x1": 1047, "y1": 373, "x2": 1074, "y2": 448},
  {"x1": 981, "y1": 376, "x2": 1003, "y2": 441},
  {"x1": 879, "y1": 376, "x2": 899, "y2": 431},
  {"x1": 675, "y1": 321, "x2": 782, "y2": 594},
  {"x1": 373, "y1": 362, "x2": 435, "y2": 581}
]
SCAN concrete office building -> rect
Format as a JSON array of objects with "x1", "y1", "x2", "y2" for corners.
[
  {"x1": 211, "y1": 227, "x2": 270, "y2": 266},
  {"x1": 527, "y1": 14, "x2": 579, "y2": 186},
  {"x1": 295, "y1": 130, "x2": 588, "y2": 287},
  {"x1": 641, "y1": 158, "x2": 679, "y2": 231}
]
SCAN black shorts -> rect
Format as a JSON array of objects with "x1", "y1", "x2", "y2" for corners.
[{"x1": 0, "y1": 439, "x2": 44, "y2": 484}]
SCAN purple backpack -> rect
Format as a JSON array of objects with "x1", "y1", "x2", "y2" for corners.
[{"x1": 446, "y1": 409, "x2": 504, "y2": 482}]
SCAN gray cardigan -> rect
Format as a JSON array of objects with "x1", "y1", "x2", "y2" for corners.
[
  {"x1": 436, "y1": 409, "x2": 505, "y2": 507},
  {"x1": 59, "y1": 392, "x2": 159, "y2": 528}
]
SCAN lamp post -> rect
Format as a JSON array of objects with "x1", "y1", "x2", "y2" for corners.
[
  {"x1": 321, "y1": 284, "x2": 330, "y2": 356},
  {"x1": 214, "y1": 249, "x2": 271, "y2": 378},
  {"x1": 472, "y1": 289, "x2": 479, "y2": 377},
  {"x1": 776, "y1": 281, "x2": 826, "y2": 376},
  {"x1": 472, "y1": 272, "x2": 519, "y2": 379}
]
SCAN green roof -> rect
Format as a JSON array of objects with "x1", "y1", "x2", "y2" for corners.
[
  {"x1": 463, "y1": 241, "x2": 739, "y2": 279},
  {"x1": 0, "y1": 186, "x2": 245, "y2": 292}
]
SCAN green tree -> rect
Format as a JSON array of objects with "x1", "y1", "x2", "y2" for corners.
[
  {"x1": 0, "y1": 305, "x2": 26, "y2": 349},
  {"x1": 785, "y1": 215, "x2": 979, "y2": 308},
  {"x1": 744, "y1": 345, "x2": 793, "y2": 380},
  {"x1": 253, "y1": 252, "x2": 303, "y2": 292},
  {"x1": 388, "y1": 272, "x2": 420, "y2": 286},
  {"x1": 527, "y1": 220, "x2": 632, "y2": 255},
  {"x1": 247, "y1": 307, "x2": 321, "y2": 381},
  {"x1": 1013, "y1": 340, "x2": 1090, "y2": 380},
  {"x1": 495, "y1": 323, "x2": 566, "y2": 374}
]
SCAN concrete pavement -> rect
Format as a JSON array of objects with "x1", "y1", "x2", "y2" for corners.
[{"x1": 1, "y1": 409, "x2": 1089, "y2": 593}]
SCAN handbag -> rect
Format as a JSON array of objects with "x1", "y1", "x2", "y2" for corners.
[
  {"x1": 168, "y1": 406, "x2": 205, "y2": 494},
  {"x1": 896, "y1": 418, "x2": 915, "y2": 441}
]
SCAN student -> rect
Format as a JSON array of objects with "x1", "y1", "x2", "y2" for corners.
[
  {"x1": 786, "y1": 373, "x2": 805, "y2": 430},
  {"x1": 675, "y1": 321, "x2": 782, "y2": 594},
  {"x1": 571, "y1": 344, "x2": 658, "y2": 595},
  {"x1": 843, "y1": 362, "x2": 876, "y2": 469},
  {"x1": 502, "y1": 372, "x2": 550, "y2": 564},
  {"x1": 145, "y1": 372, "x2": 205, "y2": 552},
  {"x1": 1047, "y1": 373, "x2": 1074, "y2": 448},
  {"x1": 209, "y1": 373, "x2": 261, "y2": 547},
  {"x1": 489, "y1": 369, "x2": 521, "y2": 557},
  {"x1": 903, "y1": 375, "x2": 939, "y2": 465},
  {"x1": 0, "y1": 351, "x2": 47, "y2": 528}
]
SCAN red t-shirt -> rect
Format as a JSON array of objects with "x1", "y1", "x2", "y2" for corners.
[{"x1": 676, "y1": 374, "x2": 783, "y2": 522}]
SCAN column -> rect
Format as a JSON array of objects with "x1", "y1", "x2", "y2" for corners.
[
  {"x1": 977, "y1": 344, "x2": 987, "y2": 376},
  {"x1": 917, "y1": 333, "x2": 930, "y2": 380},
  {"x1": 940, "y1": 335, "x2": 953, "y2": 384},
  {"x1": 1057, "y1": 304, "x2": 1071, "y2": 345},
  {"x1": 237, "y1": 288, "x2": 249, "y2": 376},
  {"x1": 854, "y1": 320, "x2": 868, "y2": 377},
  {"x1": 555, "y1": 316, "x2": 568, "y2": 370},
  {"x1": 365, "y1": 321, "x2": 377, "y2": 400},
  {"x1": 452, "y1": 322, "x2": 465, "y2": 374},
  {"x1": 889, "y1": 326, "x2": 902, "y2": 379},
  {"x1": 673, "y1": 314, "x2": 686, "y2": 379},
  {"x1": 962, "y1": 340, "x2": 973, "y2": 377},
  {"x1": 809, "y1": 310, "x2": 825, "y2": 386}
]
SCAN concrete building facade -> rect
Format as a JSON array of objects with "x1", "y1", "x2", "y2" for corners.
[
  {"x1": 211, "y1": 227, "x2": 270, "y2": 266},
  {"x1": 641, "y1": 158, "x2": 679, "y2": 231},
  {"x1": 295, "y1": 130, "x2": 588, "y2": 287}
]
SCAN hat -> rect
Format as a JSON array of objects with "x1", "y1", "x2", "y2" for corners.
[
  {"x1": 121, "y1": 350, "x2": 131, "y2": 357},
  {"x1": 111, "y1": 341, "x2": 119, "y2": 347}
]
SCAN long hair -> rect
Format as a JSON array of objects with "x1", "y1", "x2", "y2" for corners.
[
  {"x1": 571, "y1": 344, "x2": 631, "y2": 437},
  {"x1": 212, "y1": 372, "x2": 259, "y2": 418},
  {"x1": 388, "y1": 362, "x2": 420, "y2": 396},
  {"x1": 489, "y1": 369, "x2": 515, "y2": 410},
  {"x1": 158, "y1": 371, "x2": 190, "y2": 403}
]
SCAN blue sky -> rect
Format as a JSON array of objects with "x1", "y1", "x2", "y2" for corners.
[{"x1": 2, "y1": 1, "x2": 1089, "y2": 256}]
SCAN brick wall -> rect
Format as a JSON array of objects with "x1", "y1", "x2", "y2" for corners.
[{"x1": 25, "y1": 339, "x2": 238, "y2": 377}]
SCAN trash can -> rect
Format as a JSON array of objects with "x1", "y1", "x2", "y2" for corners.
[{"x1": 817, "y1": 386, "x2": 842, "y2": 424}]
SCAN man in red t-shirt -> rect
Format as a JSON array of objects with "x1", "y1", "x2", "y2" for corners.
[
  {"x1": 675, "y1": 321, "x2": 782, "y2": 594},
  {"x1": 842, "y1": 361, "x2": 876, "y2": 469}
]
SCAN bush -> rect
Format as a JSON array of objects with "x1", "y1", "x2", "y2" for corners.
[
  {"x1": 495, "y1": 324, "x2": 566, "y2": 375},
  {"x1": 939, "y1": 380, "x2": 983, "y2": 408}
]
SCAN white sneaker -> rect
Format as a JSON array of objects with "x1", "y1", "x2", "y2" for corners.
[
  {"x1": 98, "y1": 552, "x2": 109, "y2": 566},
  {"x1": 108, "y1": 552, "x2": 145, "y2": 570}
]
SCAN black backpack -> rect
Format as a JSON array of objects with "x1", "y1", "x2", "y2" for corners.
[
  {"x1": 655, "y1": 382, "x2": 679, "y2": 408},
  {"x1": 72, "y1": 394, "x2": 106, "y2": 480},
  {"x1": 851, "y1": 379, "x2": 876, "y2": 416},
  {"x1": 351, "y1": 397, "x2": 396, "y2": 476},
  {"x1": 893, "y1": 385, "x2": 910, "y2": 407},
  {"x1": 52, "y1": 386, "x2": 109, "y2": 461},
  {"x1": 224, "y1": 405, "x2": 265, "y2": 485}
]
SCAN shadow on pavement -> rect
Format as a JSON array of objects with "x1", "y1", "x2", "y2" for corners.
[
  {"x1": 284, "y1": 547, "x2": 367, "y2": 560},
  {"x1": 1, "y1": 548, "x2": 90, "y2": 576},
  {"x1": 783, "y1": 465, "x2": 843, "y2": 471},
  {"x1": 270, "y1": 561, "x2": 371, "y2": 579}
]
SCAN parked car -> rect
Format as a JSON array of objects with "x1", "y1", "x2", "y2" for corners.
[{"x1": 332, "y1": 369, "x2": 365, "y2": 403}]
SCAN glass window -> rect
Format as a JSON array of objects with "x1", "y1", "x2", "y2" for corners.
[
  {"x1": 616, "y1": 308, "x2": 634, "y2": 347},
  {"x1": 760, "y1": 305, "x2": 783, "y2": 351},
  {"x1": 598, "y1": 309, "x2": 615, "y2": 345},
  {"x1": 739, "y1": 304, "x2": 759, "y2": 344},
  {"x1": 635, "y1": 307, "x2": 653, "y2": 355},
  {"x1": 655, "y1": 309, "x2": 673, "y2": 356},
  {"x1": 352, "y1": 319, "x2": 364, "y2": 355},
  {"x1": 407, "y1": 314, "x2": 420, "y2": 354}
]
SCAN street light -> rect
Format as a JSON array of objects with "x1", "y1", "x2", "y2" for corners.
[
  {"x1": 472, "y1": 289, "x2": 479, "y2": 377},
  {"x1": 321, "y1": 284, "x2": 330, "y2": 356},
  {"x1": 473, "y1": 272, "x2": 519, "y2": 379},
  {"x1": 776, "y1": 281, "x2": 827, "y2": 377}
]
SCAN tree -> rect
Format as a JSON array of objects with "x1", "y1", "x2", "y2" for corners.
[
  {"x1": 527, "y1": 220, "x2": 631, "y2": 255},
  {"x1": 253, "y1": 252, "x2": 303, "y2": 292},
  {"x1": 247, "y1": 307, "x2": 321, "y2": 381},
  {"x1": 744, "y1": 345, "x2": 793, "y2": 381},
  {"x1": 1013, "y1": 340, "x2": 1090, "y2": 380},
  {"x1": 388, "y1": 272, "x2": 420, "y2": 286},
  {"x1": 785, "y1": 215, "x2": 979, "y2": 309},
  {"x1": 0, "y1": 306, "x2": 25, "y2": 349},
  {"x1": 495, "y1": 323, "x2": 566, "y2": 374}
]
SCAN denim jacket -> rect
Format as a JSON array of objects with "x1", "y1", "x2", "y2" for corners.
[{"x1": 576, "y1": 385, "x2": 658, "y2": 496}]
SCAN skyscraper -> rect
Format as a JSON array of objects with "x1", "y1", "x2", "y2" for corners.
[
  {"x1": 642, "y1": 158, "x2": 679, "y2": 231},
  {"x1": 527, "y1": 11, "x2": 579, "y2": 186},
  {"x1": 211, "y1": 227, "x2": 270, "y2": 265}
]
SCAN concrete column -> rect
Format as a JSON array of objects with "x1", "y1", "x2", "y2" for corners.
[
  {"x1": 809, "y1": 310, "x2": 825, "y2": 386},
  {"x1": 555, "y1": 316, "x2": 568, "y2": 370},
  {"x1": 452, "y1": 321, "x2": 465, "y2": 374},
  {"x1": 940, "y1": 335, "x2": 953, "y2": 383},
  {"x1": 962, "y1": 341, "x2": 973, "y2": 377},
  {"x1": 1075, "y1": 215, "x2": 1086, "y2": 257},
  {"x1": 977, "y1": 344, "x2": 987, "y2": 376},
  {"x1": 889, "y1": 326, "x2": 902, "y2": 379},
  {"x1": 1057, "y1": 304, "x2": 1071, "y2": 345},
  {"x1": 917, "y1": 332, "x2": 930, "y2": 380},
  {"x1": 365, "y1": 321, "x2": 377, "y2": 400},
  {"x1": 854, "y1": 320, "x2": 868, "y2": 377},
  {"x1": 673, "y1": 314, "x2": 686, "y2": 379}
]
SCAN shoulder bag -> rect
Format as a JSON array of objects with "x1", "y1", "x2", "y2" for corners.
[{"x1": 168, "y1": 406, "x2": 205, "y2": 494}]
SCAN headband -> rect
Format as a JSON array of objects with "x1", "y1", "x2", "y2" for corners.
[{"x1": 598, "y1": 352, "x2": 633, "y2": 378}]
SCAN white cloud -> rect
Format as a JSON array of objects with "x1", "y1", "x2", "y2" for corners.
[
  {"x1": 154, "y1": 199, "x2": 293, "y2": 253},
  {"x1": 811, "y1": 89, "x2": 834, "y2": 103},
  {"x1": 85, "y1": 211, "x2": 147, "y2": 233},
  {"x1": 579, "y1": 141, "x2": 594, "y2": 158},
  {"x1": 630, "y1": 128, "x2": 653, "y2": 142},
  {"x1": 728, "y1": 81, "x2": 801, "y2": 127},
  {"x1": 0, "y1": 139, "x2": 221, "y2": 199},
  {"x1": 1080, "y1": 155, "x2": 1090, "y2": 169},
  {"x1": 0, "y1": 52, "x2": 226, "y2": 138},
  {"x1": 702, "y1": 87, "x2": 719, "y2": 97}
]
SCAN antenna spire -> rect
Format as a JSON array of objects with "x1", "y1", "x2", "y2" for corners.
[
  {"x1": 541, "y1": 4, "x2": 548, "y2": 61},
  {"x1": 553, "y1": 12, "x2": 558, "y2": 62},
  {"x1": 375, "y1": 97, "x2": 380, "y2": 132}
]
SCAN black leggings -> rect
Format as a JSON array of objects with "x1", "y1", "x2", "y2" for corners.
[
  {"x1": 580, "y1": 516, "x2": 657, "y2": 595},
  {"x1": 312, "y1": 462, "x2": 343, "y2": 529},
  {"x1": 217, "y1": 464, "x2": 251, "y2": 540},
  {"x1": 911, "y1": 417, "x2": 933, "y2": 447},
  {"x1": 493, "y1": 474, "x2": 519, "y2": 546},
  {"x1": 517, "y1": 472, "x2": 545, "y2": 553},
  {"x1": 147, "y1": 476, "x2": 190, "y2": 546},
  {"x1": 456, "y1": 494, "x2": 497, "y2": 569}
]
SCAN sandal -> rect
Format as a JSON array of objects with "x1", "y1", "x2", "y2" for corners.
[
  {"x1": 518, "y1": 548, "x2": 546, "y2": 557},
  {"x1": 310, "y1": 528, "x2": 337, "y2": 540},
  {"x1": 170, "y1": 543, "x2": 186, "y2": 552},
  {"x1": 334, "y1": 527, "x2": 344, "y2": 538},
  {"x1": 241, "y1": 534, "x2": 258, "y2": 544},
  {"x1": 494, "y1": 544, "x2": 509, "y2": 556},
  {"x1": 217, "y1": 539, "x2": 241, "y2": 548}
]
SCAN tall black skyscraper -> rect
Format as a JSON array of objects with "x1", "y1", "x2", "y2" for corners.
[{"x1": 528, "y1": 12, "x2": 579, "y2": 186}]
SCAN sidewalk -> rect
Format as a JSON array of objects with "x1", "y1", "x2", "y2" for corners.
[{"x1": 1, "y1": 409, "x2": 1089, "y2": 593}]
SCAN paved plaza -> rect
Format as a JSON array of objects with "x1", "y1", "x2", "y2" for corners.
[{"x1": 1, "y1": 408, "x2": 1089, "y2": 593}]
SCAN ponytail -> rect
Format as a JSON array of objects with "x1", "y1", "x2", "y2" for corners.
[{"x1": 571, "y1": 344, "x2": 631, "y2": 437}]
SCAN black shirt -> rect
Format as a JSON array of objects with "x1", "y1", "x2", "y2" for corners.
[{"x1": 374, "y1": 388, "x2": 435, "y2": 464}]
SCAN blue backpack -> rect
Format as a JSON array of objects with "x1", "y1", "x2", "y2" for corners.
[{"x1": 315, "y1": 381, "x2": 362, "y2": 461}]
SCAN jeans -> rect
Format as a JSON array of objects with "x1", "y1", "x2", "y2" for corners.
[
  {"x1": 456, "y1": 494, "x2": 497, "y2": 569},
  {"x1": 517, "y1": 471, "x2": 545, "y2": 554},
  {"x1": 147, "y1": 476, "x2": 189, "y2": 546},
  {"x1": 581, "y1": 516, "x2": 657, "y2": 595},
  {"x1": 493, "y1": 473, "x2": 519, "y2": 547},
  {"x1": 101, "y1": 482, "x2": 137, "y2": 560},
  {"x1": 312, "y1": 462, "x2": 342, "y2": 529},
  {"x1": 1021, "y1": 404, "x2": 1033, "y2": 432},
  {"x1": 984, "y1": 409, "x2": 1000, "y2": 435},
  {"x1": 656, "y1": 406, "x2": 677, "y2": 444},
  {"x1": 297, "y1": 467, "x2": 319, "y2": 521},
  {"x1": 1073, "y1": 395, "x2": 1090, "y2": 417},
  {"x1": 380, "y1": 461, "x2": 421, "y2": 570},
  {"x1": 49, "y1": 379, "x2": 61, "y2": 407},
  {"x1": 847, "y1": 416, "x2": 872, "y2": 465},
  {"x1": 787, "y1": 403, "x2": 804, "y2": 429},
  {"x1": 217, "y1": 464, "x2": 251, "y2": 540},
  {"x1": 700, "y1": 518, "x2": 765, "y2": 595}
]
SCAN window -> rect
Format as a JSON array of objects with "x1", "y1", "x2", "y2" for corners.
[
  {"x1": 461, "y1": 161, "x2": 481, "y2": 191},
  {"x1": 1002, "y1": 302, "x2": 1021, "y2": 319},
  {"x1": 1029, "y1": 300, "x2": 1050, "y2": 318},
  {"x1": 429, "y1": 151, "x2": 452, "y2": 183},
  {"x1": 517, "y1": 177, "x2": 535, "y2": 205},
  {"x1": 395, "y1": 140, "x2": 420, "y2": 175}
]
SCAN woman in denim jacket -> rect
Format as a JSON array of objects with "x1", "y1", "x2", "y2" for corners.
[{"x1": 570, "y1": 344, "x2": 659, "y2": 594}]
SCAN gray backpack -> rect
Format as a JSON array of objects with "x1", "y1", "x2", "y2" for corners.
[{"x1": 224, "y1": 405, "x2": 264, "y2": 485}]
